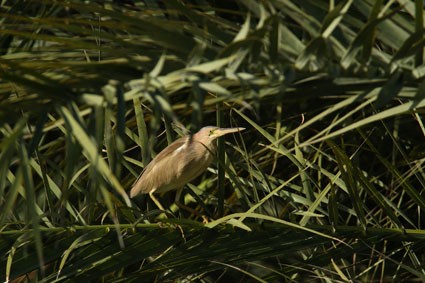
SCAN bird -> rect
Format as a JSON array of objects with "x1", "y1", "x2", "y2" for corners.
[{"x1": 130, "y1": 126, "x2": 245, "y2": 213}]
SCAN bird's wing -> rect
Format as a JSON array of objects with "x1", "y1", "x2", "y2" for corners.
[{"x1": 129, "y1": 136, "x2": 188, "y2": 197}]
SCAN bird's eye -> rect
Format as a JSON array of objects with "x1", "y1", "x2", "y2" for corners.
[{"x1": 209, "y1": 130, "x2": 215, "y2": 136}]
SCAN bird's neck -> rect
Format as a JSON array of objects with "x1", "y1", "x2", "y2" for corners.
[{"x1": 191, "y1": 134, "x2": 216, "y2": 154}]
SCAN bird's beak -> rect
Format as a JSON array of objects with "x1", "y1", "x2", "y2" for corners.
[{"x1": 215, "y1": 127, "x2": 245, "y2": 137}]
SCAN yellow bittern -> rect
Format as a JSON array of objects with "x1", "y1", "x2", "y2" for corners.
[{"x1": 130, "y1": 126, "x2": 245, "y2": 212}]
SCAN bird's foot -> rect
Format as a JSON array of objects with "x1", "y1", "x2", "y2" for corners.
[{"x1": 201, "y1": 215, "x2": 211, "y2": 224}]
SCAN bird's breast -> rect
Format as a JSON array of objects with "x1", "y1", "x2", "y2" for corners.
[{"x1": 165, "y1": 144, "x2": 213, "y2": 187}]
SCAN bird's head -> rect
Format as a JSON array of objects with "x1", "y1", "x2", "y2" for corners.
[{"x1": 194, "y1": 126, "x2": 245, "y2": 145}]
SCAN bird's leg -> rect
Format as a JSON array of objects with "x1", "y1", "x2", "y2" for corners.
[
  {"x1": 174, "y1": 187, "x2": 197, "y2": 215},
  {"x1": 149, "y1": 191, "x2": 173, "y2": 219},
  {"x1": 174, "y1": 188, "x2": 210, "y2": 223},
  {"x1": 149, "y1": 191, "x2": 166, "y2": 212}
]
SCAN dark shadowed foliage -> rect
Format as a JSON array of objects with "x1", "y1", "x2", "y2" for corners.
[{"x1": 1, "y1": 0, "x2": 425, "y2": 282}]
